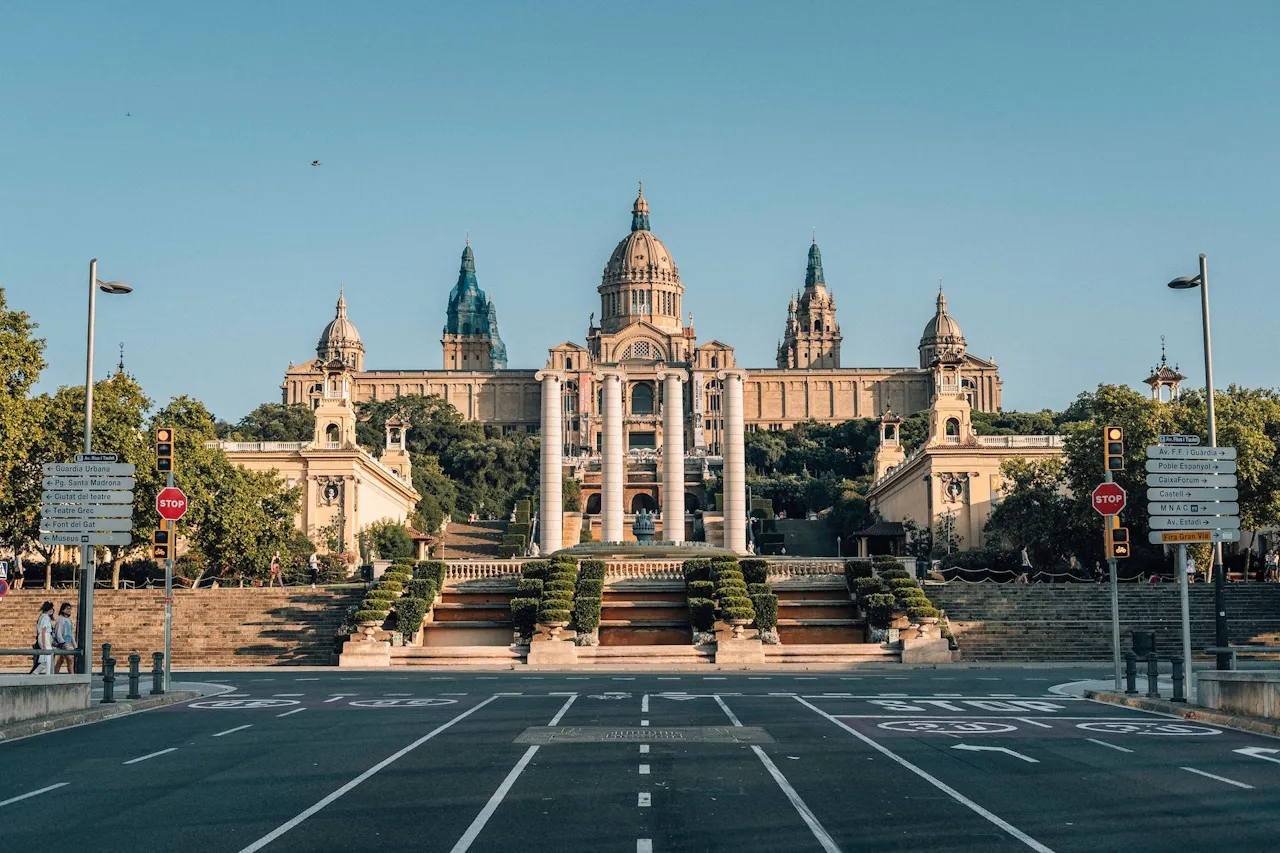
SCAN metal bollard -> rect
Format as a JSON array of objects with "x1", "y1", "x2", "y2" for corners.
[
  {"x1": 101, "y1": 656, "x2": 117, "y2": 704},
  {"x1": 150, "y1": 652, "x2": 165, "y2": 695},
  {"x1": 1171, "y1": 655, "x2": 1186, "y2": 703},
  {"x1": 1124, "y1": 652, "x2": 1139, "y2": 695},
  {"x1": 127, "y1": 654, "x2": 142, "y2": 700},
  {"x1": 1145, "y1": 652, "x2": 1161, "y2": 699}
]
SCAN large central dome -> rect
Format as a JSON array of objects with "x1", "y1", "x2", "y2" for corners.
[{"x1": 598, "y1": 185, "x2": 685, "y2": 335}]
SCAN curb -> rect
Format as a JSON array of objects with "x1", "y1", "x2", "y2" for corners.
[
  {"x1": 1085, "y1": 689, "x2": 1280, "y2": 738},
  {"x1": 0, "y1": 690, "x2": 200, "y2": 742}
]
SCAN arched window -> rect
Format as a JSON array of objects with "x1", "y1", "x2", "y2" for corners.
[
  {"x1": 815, "y1": 319, "x2": 823, "y2": 333},
  {"x1": 710, "y1": 356, "x2": 719, "y2": 369},
  {"x1": 325, "y1": 423, "x2": 340, "y2": 444},
  {"x1": 631, "y1": 493, "x2": 656, "y2": 513},
  {"x1": 631, "y1": 383, "x2": 654, "y2": 414},
  {"x1": 945, "y1": 417, "x2": 960, "y2": 437},
  {"x1": 586, "y1": 493, "x2": 602, "y2": 514},
  {"x1": 565, "y1": 357, "x2": 573, "y2": 370}
]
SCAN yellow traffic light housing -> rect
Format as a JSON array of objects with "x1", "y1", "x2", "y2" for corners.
[
  {"x1": 152, "y1": 528, "x2": 171, "y2": 561},
  {"x1": 156, "y1": 427, "x2": 174, "y2": 473},
  {"x1": 1109, "y1": 526, "x2": 1131, "y2": 559},
  {"x1": 1104, "y1": 426, "x2": 1124, "y2": 472}
]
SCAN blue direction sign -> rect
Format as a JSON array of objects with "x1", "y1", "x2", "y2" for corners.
[
  {"x1": 40, "y1": 517, "x2": 133, "y2": 532},
  {"x1": 1150, "y1": 516, "x2": 1242, "y2": 530},
  {"x1": 1147, "y1": 502, "x2": 1239, "y2": 516},
  {"x1": 1144, "y1": 459, "x2": 1237, "y2": 475},
  {"x1": 42, "y1": 476, "x2": 135, "y2": 490},
  {"x1": 39, "y1": 532, "x2": 132, "y2": 546},
  {"x1": 41, "y1": 504, "x2": 134, "y2": 517},
  {"x1": 1145, "y1": 473, "x2": 1237, "y2": 488},
  {"x1": 1145, "y1": 446, "x2": 1237, "y2": 460},
  {"x1": 1147, "y1": 487, "x2": 1239, "y2": 502},
  {"x1": 41, "y1": 489, "x2": 134, "y2": 504}
]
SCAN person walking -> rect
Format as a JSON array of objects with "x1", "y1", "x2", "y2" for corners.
[
  {"x1": 31, "y1": 601, "x2": 55, "y2": 675},
  {"x1": 53, "y1": 602, "x2": 77, "y2": 673},
  {"x1": 269, "y1": 552, "x2": 284, "y2": 588},
  {"x1": 308, "y1": 552, "x2": 319, "y2": 588},
  {"x1": 1265, "y1": 549, "x2": 1278, "y2": 583},
  {"x1": 1186, "y1": 553, "x2": 1197, "y2": 584}
]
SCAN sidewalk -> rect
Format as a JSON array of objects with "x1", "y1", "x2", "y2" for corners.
[
  {"x1": 0, "y1": 679, "x2": 226, "y2": 742},
  {"x1": 1085, "y1": 687, "x2": 1280, "y2": 738}
]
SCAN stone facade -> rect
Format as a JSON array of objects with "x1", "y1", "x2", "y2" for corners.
[{"x1": 281, "y1": 186, "x2": 1003, "y2": 443}]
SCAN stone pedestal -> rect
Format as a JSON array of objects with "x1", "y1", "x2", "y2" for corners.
[
  {"x1": 713, "y1": 622, "x2": 765, "y2": 664},
  {"x1": 338, "y1": 639, "x2": 391, "y2": 667},
  {"x1": 1197, "y1": 670, "x2": 1280, "y2": 719},
  {"x1": 901, "y1": 637, "x2": 952, "y2": 664},
  {"x1": 526, "y1": 624, "x2": 580, "y2": 665}
]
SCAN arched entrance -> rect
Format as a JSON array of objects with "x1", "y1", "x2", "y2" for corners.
[
  {"x1": 585, "y1": 493, "x2": 602, "y2": 515},
  {"x1": 630, "y1": 493, "x2": 656, "y2": 513},
  {"x1": 684, "y1": 492, "x2": 702, "y2": 513}
]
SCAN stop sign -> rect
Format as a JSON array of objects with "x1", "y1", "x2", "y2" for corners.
[
  {"x1": 1091, "y1": 482, "x2": 1127, "y2": 516},
  {"x1": 156, "y1": 486, "x2": 189, "y2": 521}
]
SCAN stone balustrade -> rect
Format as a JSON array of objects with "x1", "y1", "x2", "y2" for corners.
[
  {"x1": 443, "y1": 561, "x2": 523, "y2": 581},
  {"x1": 604, "y1": 560, "x2": 684, "y2": 580}
]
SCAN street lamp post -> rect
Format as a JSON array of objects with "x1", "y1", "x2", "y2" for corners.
[
  {"x1": 78, "y1": 259, "x2": 132, "y2": 675},
  {"x1": 1168, "y1": 254, "x2": 1229, "y2": 671}
]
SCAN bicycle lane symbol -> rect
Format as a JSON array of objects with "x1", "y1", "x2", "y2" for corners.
[{"x1": 189, "y1": 699, "x2": 301, "y2": 710}]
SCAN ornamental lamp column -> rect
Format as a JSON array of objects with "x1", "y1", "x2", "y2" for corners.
[
  {"x1": 657, "y1": 366, "x2": 686, "y2": 543},
  {"x1": 535, "y1": 369, "x2": 566, "y2": 554}
]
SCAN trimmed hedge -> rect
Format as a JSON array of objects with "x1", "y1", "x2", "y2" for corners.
[
  {"x1": 740, "y1": 559, "x2": 768, "y2": 585},
  {"x1": 522, "y1": 561, "x2": 549, "y2": 580},
  {"x1": 395, "y1": 597, "x2": 430, "y2": 637},
  {"x1": 508, "y1": 522, "x2": 531, "y2": 540},
  {"x1": 573, "y1": 596, "x2": 602, "y2": 633},
  {"x1": 545, "y1": 579, "x2": 576, "y2": 594},
  {"x1": 887, "y1": 577, "x2": 918, "y2": 590},
  {"x1": 747, "y1": 583, "x2": 770, "y2": 597},
  {"x1": 374, "y1": 580, "x2": 404, "y2": 594},
  {"x1": 878, "y1": 567, "x2": 911, "y2": 581},
  {"x1": 844, "y1": 559, "x2": 874, "y2": 580},
  {"x1": 576, "y1": 578, "x2": 604, "y2": 597},
  {"x1": 510, "y1": 597, "x2": 540, "y2": 636},
  {"x1": 538, "y1": 605, "x2": 572, "y2": 623},
  {"x1": 710, "y1": 560, "x2": 741, "y2": 582},
  {"x1": 872, "y1": 553, "x2": 901, "y2": 565},
  {"x1": 414, "y1": 560, "x2": 447, "y2": 588},
  {"x1": 354, "y1": 609, "x2": 389, "y2": 623},
  {"x1": 682, "y1": 559, "x2": 712, "y2": 583},
  {"x1": 579, "y1": 560, "x2": 606, "y2": 581},
  {"x1": 392, "y1": 557, "x2": 416, "y2": 568},
  {"x1": 383, "y1": 570, "x2": 412, "y2": 583},
  {"x1": 864, "y1": 593, "x2": 897, "y2": 629},
  {"x1": 516, "y1": 578, "x2": 545, "y2": 596},
  {"x1": 751, "y1": 594, "x2": 779, "y2": 631},
  {"x1": 689, "y1": 598, "x2": 716, "y2": 632},
  {"x1": 852, "y1": 577, "x2": 884, "y2": 598},
  {"x1": 550, "y1": 553, "x2": 578, "y2": 566},
  {"x1": 907, "y1": 605, "x2": 939, "y2": 620},
  {"x1": 687, "y1": 580, "x2": 715, "y2": 599},
  {"x1": 364, "y1": 588, "x2": 399, "y2": 601}
]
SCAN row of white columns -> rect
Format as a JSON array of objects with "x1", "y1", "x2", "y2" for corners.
[{"x1": 535, "y1": 366, "x2": 747, "y2": 555}]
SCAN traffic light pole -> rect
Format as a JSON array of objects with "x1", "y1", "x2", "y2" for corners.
[
  {"x1": 1105, "y1": 466, "x2": 1121, "y2": 691},
  {"x1": 164, "y1": 471, "x2": 174, "y2": 693},
  {"x1": 1176, "y1": 543, "x2": 1192, "y2": 694}
]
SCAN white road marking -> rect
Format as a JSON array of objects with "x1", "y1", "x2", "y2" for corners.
[
  {"x1": 549, "y1": 692, "x2": 576, "y2": 696},
  {"x1": 0, "y1": 783, "x2": 69, "y2": 808},
  {"x1": 637, "y1": 840, "x2": 653, "y2": 853},
  {"x1": 323, "y1": 696, "x2": 349, "y2": 703},
  {"x1": 748, "y1": 676, "x2": 771, "y2": 680},
  {"x1": 796, "y1": 697, "x2": 1055, "y2": 853},
  {"x1": 952, "y1": 744, "x2": 1038, "y2": 763},
  {"x1": 704, "y1": 676, "x2": 726, "y2": 680},
  {"x1": 1016, "y1": 718, "x2": 1053, "y2": 729},
  {"x1": 236, "y1": 696, "x2": 500, "y2": 853},
  {"x1": 494, "y1": 692, "x2": 523, "y2": 697},
  {"x1": 213, "y1": 725, "x2": 253, "y2": 738},
  {"x1": 641, "y1": 694, "x2": 649, "y2": 713},
  {"x1": 716, "y1": 696, "x2": 842, "y2": 853},
  {"x1": 769, "y1": 692, "x2": 797, "y2": 697},
  {"x1": 639, "y1": 764, "x2": 650, "y2": 775},
  {"x1": 638, "y1": 792, "x2": 651, "y2": 807},
  {"x1": 1086, "y1": 738, "x2": 1133, "y2": 753},
  {"x1": 274, "y1": 693, "x2": 305, "y2": 697},
  {"x1": 251, "y1": 678, "x2": 276, "y2": 682},
  {"x1": 1181, "y1": 767, "x2": 1254, "y2": 789},
  {"x1": 441, "y1": 693, "x2": 469, "y2": 696},
  {"x1": 477, "y1": 677, "x2": 498, "y2": 680},
  {"x1": 296, "y1": 677, "x2": 320, "y2": 681},
  {"x1": 384, "y1": 693, "x2": 412, "y2": 697},
  {"x1": 639, "y1": 744, "x2": 649, "y2": 754},
  {"x1": 567, "y1": 676, "x2": 589, "y2": 680},
  {"x1": 124, "y1": 748, "x2": 178, "y2": 765},
  {"x1": 613, "y1": 677, "x2": 636, "y2": 681},
  {"x1": 277, "y1": 708, "x2": 306, "y2": 718},
  {"x1": 448, "y1": 696, "x2": 577, "y2": 853},
  {"x1": 221, "y1": 694, "x2": 250, "y2": 698},
  {"x1": 1235, "y1": 747, "x2": 1280, "y2": 765},
  {"x1": 795, "y1": 677, "x2": 818, "y2": 681},
  {"x1": 522, "y1": 677, "x2": 544, "y2": 680},
  {"x1": 641, "y1": 719, "x2": 649, "y2": 726},
  {"x1": 657, "y1": 676, "x2": 680, "y2": 680}
]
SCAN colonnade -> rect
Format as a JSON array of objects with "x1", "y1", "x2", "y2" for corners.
[{"x1": 536, "y1": 365, "x2": 747, "y2": 554}]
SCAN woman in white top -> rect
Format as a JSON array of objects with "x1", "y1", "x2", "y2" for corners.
[{"x1": 53, "y1": 602, "x2": 77, "y2": 674}]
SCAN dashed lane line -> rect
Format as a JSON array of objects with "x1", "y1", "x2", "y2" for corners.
[
  {"x1": 0, "y1": 783, "x2": 69, "y2": 808},
  {"x1": 278, "y1": 708, "x2": 306, "y2": 718},
  {"x1": 638, "y1": 792, "x2": 651, "y2": 807},
  {"x1": 447, "y1": 695, "x2": 577, "y2": 853},
  {"x1": 641, "y1": 695, "x2": 649, "y2": 713},
  {"x1": 637, "y1": 840, "x2": 653, "y2": 853},
  {"x1": 213, "y1": 725, "x2": 253, "y2": 738},
  {"x1": 639, "y1": 764, "x2": 651, "y2": 775},
  {"x1": 641, "y1": 720, "x2": 649, "y2": 727},
  {"x1": 794, "y1": 696, "x2": 1054, "y2": 853},
  {"x1": 236, "y1": 696, "x2": 501, "y2": 853},
  {"x1": 714, "y1": 696, "x2": 842, "y2": 853},
  {"x1": 1016, "y1": 718, "x2": 1053, "y2": 729},
  {"x1": 639, "y1": 745, "x2": 649, "y2": 754},
  {"x1": 1181, "y1": 767, "x2": 1254, "y2": 789},
  {"x1": 296, "y1": 677, "x2": 320, "y2": 681},
  {"x1": 323, "y1": 696, "x2": 350, "y2": 703},
  {"x1": 1086, "y1": 738, "x2": 1133, "y2": 753},
  {"x1": 274, "y1": 693, "x2": 304, "y2": 697},
  {"x1": 124, "y1": 748, "x2": 178, "y2": 765}
]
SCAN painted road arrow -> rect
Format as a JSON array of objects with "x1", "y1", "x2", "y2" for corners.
[
  {"x1": 1145, "y1": 459, "x2": 1237, "y2": 475},
  {"x1": 1145, "y1": 446, "x2": 1237, "y2": 460},
  {"x1": 1147, "y1": 487, "x2": 1239, "y2": 502},
  {"x1": 951, "y1": 744, "x2": 1039, "y2": 763},
  {"x1": 1146, "y1": 502, "x2": 1239, "y2": 516},
  {"x1": 1146, "y1": 473, "x2": 1238, "y2": 488},
  {"x1": 1233, "y1": 747, "x2": 1280, "y2": 765}
]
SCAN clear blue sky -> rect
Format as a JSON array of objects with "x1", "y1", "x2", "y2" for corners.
[{"x1": 4, "y1": 1, "x2": 1277, "y2": 422}]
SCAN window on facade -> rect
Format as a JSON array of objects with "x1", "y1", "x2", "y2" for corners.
[
  {"x1": 710, "y1": 356, "x2": 718, "y2": 369},
  {"x1": 325, "y1": 423, "x2": 340, "y2": 443},
  {"x1": 815, "y1": 320, "x2": 823, "y2": 333},
  {"x1": 945, "y1": 417, "x2": 960, "y2": 437},
  {"x1": 631, "y1": 383, "x2": 654, "y2": 414},
  {"x1": 565, "y1": 357, "x2": 573, "y2": 370}
]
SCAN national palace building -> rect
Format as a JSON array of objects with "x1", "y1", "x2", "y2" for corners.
[{"x1": 281, "y1": 185, "x2": 1004, "y2": 452}]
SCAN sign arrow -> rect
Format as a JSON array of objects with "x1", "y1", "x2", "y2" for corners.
[
  {"x1": 1233, "y1": 747, "x2": 1280, "y2": 765},
  {"x1": 951, "y1": 744, "x2": 1039, "y2": 763}
]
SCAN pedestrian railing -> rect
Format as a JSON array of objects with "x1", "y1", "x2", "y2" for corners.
[{"x1": 1203, "y1": 645, "x2": 1280, "y2": 670}]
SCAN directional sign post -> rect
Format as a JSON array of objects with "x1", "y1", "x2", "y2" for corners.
[
  {"x1": 1146, "y1": 438, "x2": 1239, "y2": 693},
  {"x1": 156, "y1": 481, "x2": 187, "y2": 693}
]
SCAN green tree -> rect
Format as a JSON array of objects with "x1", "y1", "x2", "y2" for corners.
[
  {"x1": 983, "y1": 457, "x2": 1093, "y2": 568},
  {"x1": 364, "y1": 519, "x2": 414, "y2": 559},
  {"x1": 411, "y1": 454, "x2": 457, "y2": 534},
  {"x1": 229, "y1": 402, "x2": 316, "y2": 442},
  {"x1": 0, "y1": 289, "x2": 47, "y2": 563}
]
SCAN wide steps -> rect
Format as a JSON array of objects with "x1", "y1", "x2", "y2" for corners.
[
  {"x1": 578, "y1": 645, "x2": 715, "y2": 665},
  {"x1": 392, "y1": 645, "x2": 525, "y2": 667},
  {"x1": 765, "y1": 643, "x2": 899, "y2": 663}
]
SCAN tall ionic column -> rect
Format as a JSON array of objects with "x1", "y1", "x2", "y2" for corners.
[
  {"x1": 657, "y1": 367, "x2": 686, "y2": 543},
  {"x1": 535, "y1": 369, "x2": 565, "y2": 554},
  {"x1": 718, "y1": 369, "x2": 748, "y2": 554},
  {"x1": 596, "y1": 369, "x2": 626, "y2": 542}
]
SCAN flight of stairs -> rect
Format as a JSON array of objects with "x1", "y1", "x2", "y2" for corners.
[
  {"x1": 599, "y1": 583, "x2": 692, "y2": 646},
  {"x1": 0, "y1": 588, "x2": 359, "y2": 669},
  {"x1": 928, "y1": 583, "x2": 1280, "y2": 662},
  {"x1": 775, "y1": 585, "x2": 868, "y2": 644},
  {"x1": 392, "y1": 580, "x2": 524, "y2": 667},
  {"x1": 438, "y1": 521, "x2": 509, "y2": 559}
]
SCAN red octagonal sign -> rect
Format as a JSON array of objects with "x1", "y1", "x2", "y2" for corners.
[
  {"x1": 156, "y1": 486, "x2": 189, "y2": 521},
  {"x1": 1091, "y1": 482, "x2": 1126, "y2": 516}
]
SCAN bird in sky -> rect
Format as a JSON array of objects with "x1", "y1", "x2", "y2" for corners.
[{"x1": 311, "y1": 160, "x2": 321, "y2": 167}]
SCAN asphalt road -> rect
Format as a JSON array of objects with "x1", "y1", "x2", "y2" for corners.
[{"x1": 2, "y1": 667, "x2": 1277, "y2": 852}]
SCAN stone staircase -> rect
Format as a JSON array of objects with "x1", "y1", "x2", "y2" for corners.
[
  {"x1": 928, "y1": 583, "x2": 1280, "y2": 662},
  {"x1": 774, "y1": 583, "x2": 868, "y2": 644},
  {"x1": 0, "y1": 588, "x2": 359, "y2": 669},
  {"x1": 438, "y1": 520, "x2": 508, "y2": 559},
  {"x1": 420, "y1": 582, "x2": 518, "y2": 648},
  {"x1": 773, "y1": 519, "x2": 839, "y2": 557},
  {"x1": 598, "y1": 582, "x2": 692, "y2": 646}
]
